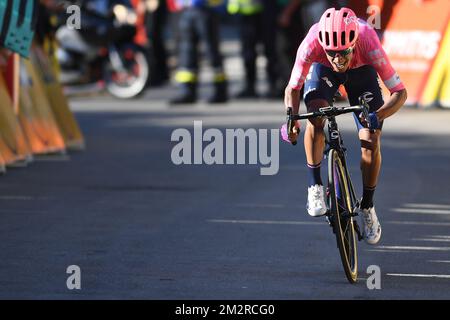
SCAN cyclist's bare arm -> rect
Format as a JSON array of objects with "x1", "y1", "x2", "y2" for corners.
[
  {"x1": 284, "y1": 86, "x2": 302, "y2": 142},
  {"x1": 362, "y1": 26, "x2": 407, "y2": 122},
  {"x1": 284, "y1": 86, "x2": 301, "y2": 114},
  {"x1": 375, "y1": 88, "x2": 407, "y2": 121}
]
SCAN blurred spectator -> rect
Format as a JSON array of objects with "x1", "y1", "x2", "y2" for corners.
[
  {"x1": 277, "y1": 0, "x2": 302, "y2": 91},
  {"x1": 169, "y1": 0, "x2": 228, "y2": 105},
  {"x1": 228, "y1": 0, "x2": 282, "y2": 99},
  {"x1": 144, "y1": 0, "x2": 170, "y2": 86}
]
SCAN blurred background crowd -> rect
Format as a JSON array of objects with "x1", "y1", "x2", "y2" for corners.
[{"x1": 37, "y1": 0, "x2": 450, "y2": 108}]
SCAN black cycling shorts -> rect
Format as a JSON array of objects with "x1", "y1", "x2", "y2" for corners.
[{"x1": 303, "y1": 63, "x2": 384, "y2": 131}]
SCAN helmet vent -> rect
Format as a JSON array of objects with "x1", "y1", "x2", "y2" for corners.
[
  {"x1": 341, "y1": 31, "x2": 346, "y2": 46},
  {"x1": 349, "y1": 30, "x2": 355, "y2": 43},
  {"x1": 343, "y1": 11, "x2": 348, "y2": 18},
  {"x1": 333, "y1": 31, "x2": 337, "y2": 47},
  {"x1": 326, "y1": 12, "x2": 331, "y2": 18},
  {"x1": 319, "y1": 32, "x2": 323, "y2": 43},
  {"x1": 325, "y1": 32, "x2": 330, "y2": 46}
]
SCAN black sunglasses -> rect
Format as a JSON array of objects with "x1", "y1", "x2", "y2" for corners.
[{"x1": 325, "y1": 47, "x2": 354, "y2": 58}]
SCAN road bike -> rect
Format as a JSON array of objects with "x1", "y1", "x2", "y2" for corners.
[{"x1": 286, "y1": 97, "x2": 373, "y2": 283}]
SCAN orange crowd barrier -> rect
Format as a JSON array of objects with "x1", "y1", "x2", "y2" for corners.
[
  {"x1": 0, "y1": 53, "x2": 33, "y2": 168},
  {"x1": 18, "y1": 47, "x2": 66, "y2": 155},
  {"x1": 0, "y1": 3, "x2": 86, "y2": 176},
  {"x1": 31, "y1": 42, "x2": 85, "y2": 151}
]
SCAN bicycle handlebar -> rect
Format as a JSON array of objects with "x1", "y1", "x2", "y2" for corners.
[
  {"x1": 288, "y1": 105, "x2": 363, "y2": 121},
  {"x1": 285, "y1": 103, "x2": 373, "y2": 146}
]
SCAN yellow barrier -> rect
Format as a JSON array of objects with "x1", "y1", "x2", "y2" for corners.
[
  {"x1": 420, "y1": 19, "x2": 450, "y2": 108},
  {"x1": 0, "y1": 69, "x2": 33, "y2": 167},
  {"x1": 31, "y1": 44, "x2": 85, "y2": 150},
  {"x1": 439, "y1": 60, "x2": 450, "y2": 108},
  {"x1": 19, "y1": 56, "x2": 66, "y2": 155}
]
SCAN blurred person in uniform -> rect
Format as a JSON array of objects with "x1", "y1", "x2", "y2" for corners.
[
  {"x1": 277, "y1": 0, "x2": 302, "y2": 94},
  {"x1": 169, "y1": 0, "x2": 228, "y2": 105},
  {"x1": 228, "y1": 0, "x2": 282, "y2": 99},
  {"x1": 143, "y1": 0, "x2": 170, "y2": 86}
]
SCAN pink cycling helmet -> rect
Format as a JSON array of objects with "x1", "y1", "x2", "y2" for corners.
[{"x1": 318, "y1": 7, "x2": 359, "y2": 51}]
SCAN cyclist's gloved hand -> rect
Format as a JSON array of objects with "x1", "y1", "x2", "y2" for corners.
[
  {"x1": 359, "y1": 112, "x2": 379, "y2": 130},
  {"x1": 281, "y1": 121, "x2": 300, "y2": 144},
  {"x1": 368, "y1": 112, "x2": 379, "y2": 129}
]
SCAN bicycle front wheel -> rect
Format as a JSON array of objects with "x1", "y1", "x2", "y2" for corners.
[{"x1": 328, "y1": 149, "x2": 358, "y2": 283}]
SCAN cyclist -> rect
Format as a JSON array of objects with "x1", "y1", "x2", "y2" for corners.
[{"x1": 284, "y1": 7, "x2": 407, "y2": 244}]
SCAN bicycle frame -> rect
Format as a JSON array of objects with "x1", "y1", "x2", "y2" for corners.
[
  {"x1": 324, "y1": 112, "x2": 359, "y2": 217},
  {"x1": 286, "y1": 102, "x2": 373, "y2": 282},
  {"x1": 287, "y1": 104, "x2": 367, "y2": 236}
]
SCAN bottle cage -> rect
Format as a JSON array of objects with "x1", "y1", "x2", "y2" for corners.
[{"x1": 0, "y1": 0, "x2": 39, "y2": 58}]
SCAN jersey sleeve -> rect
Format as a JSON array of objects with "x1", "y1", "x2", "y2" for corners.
[
  {"x1": 363, "y1": 26, "x2": 405, "y2": 94},
  {"x1": 288, "y1": 25, "x2": 319, "y2": 90}
]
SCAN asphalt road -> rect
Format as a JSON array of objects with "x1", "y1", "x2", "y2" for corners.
[{"x1": 0, "y1": 85, "x2": 449, "y2": 300}]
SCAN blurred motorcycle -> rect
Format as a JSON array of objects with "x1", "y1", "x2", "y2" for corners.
[{"x1": 55, "y1": 0, "x2": 150, "y2": 99}]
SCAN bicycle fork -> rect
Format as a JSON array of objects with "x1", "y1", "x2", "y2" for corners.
[{"x1": 325, "y1": 152, "x2": 364, "y2": 242}]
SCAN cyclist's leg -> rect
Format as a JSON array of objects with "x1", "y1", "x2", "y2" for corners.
[
  {"x1": 345, "y1": 65, "x2": 384, "y2": 207},
  {"x1": 346, "y1": 65, "x2": 383, "y2": 243},
  {"x1": 303, "y1": 63, "x2": 344, "y2": 171},
  {"x1": 303, "y1": 63, "x2": 344, "y2": 216}
]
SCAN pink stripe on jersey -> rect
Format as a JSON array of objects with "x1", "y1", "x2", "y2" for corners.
[{"x1": 288, "y1": 19, "x2": 405, "y2": 94}]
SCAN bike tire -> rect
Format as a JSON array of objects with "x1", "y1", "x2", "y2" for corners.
[
  {"x1": 328, "y1": 149, "x2": 358, "y2": 283},
  {"x1": 105, "y1": 46, "x2": 150, "y2": 99}
]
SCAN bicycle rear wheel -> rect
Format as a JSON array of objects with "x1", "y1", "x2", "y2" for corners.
[{"x1": 328, "y1": 149, "x2": 358, "y2": 283}]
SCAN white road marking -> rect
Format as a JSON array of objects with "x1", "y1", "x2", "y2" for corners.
[
  {"x1": 208, "y1": 219, "x2": 324, "y2": 226},
  {"x1": 428, "y1": 260, "x2": 450, "y2": 264},
  {"x1": 366, "y1": 249, "x2": 406, "y2": 253},
  {"x1": 404, "y1": 203, "x2": 450, "y2": 209},
  {"x1": 412, "y1": 238, "x2": 450, "y2": 243},
  {"x1": 392, "y1": 208, "x2": 450, "y2": 215},
  {"x1": 386, "y1": 221, "x2": 450, "y2": 227},
  {"x1": 429, "y1": 235, "x2": 450, "y2": 239},
  {"x1": 375, "y1": 245, "x2": 450, "y2": 251},
  {"x1": 0, "y1": 196, "x2": 37, "y2": 200},
  {"x1": 235, "y1": 204, "x2": 286, "y2": 209},
  {"x1": 0, "y1": 209, "x2": 46, "y2": 214},
  {"x1": 387, "y1": 273, "x2": 450, "y2": 279}
]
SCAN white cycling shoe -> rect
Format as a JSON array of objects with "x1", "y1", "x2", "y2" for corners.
[
  {"x1": 358, "y1": 206, "x2": 382, "y2": 245},
  {"x1": 307, "y1": 184, "x2": 327, "y2": 217}
]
